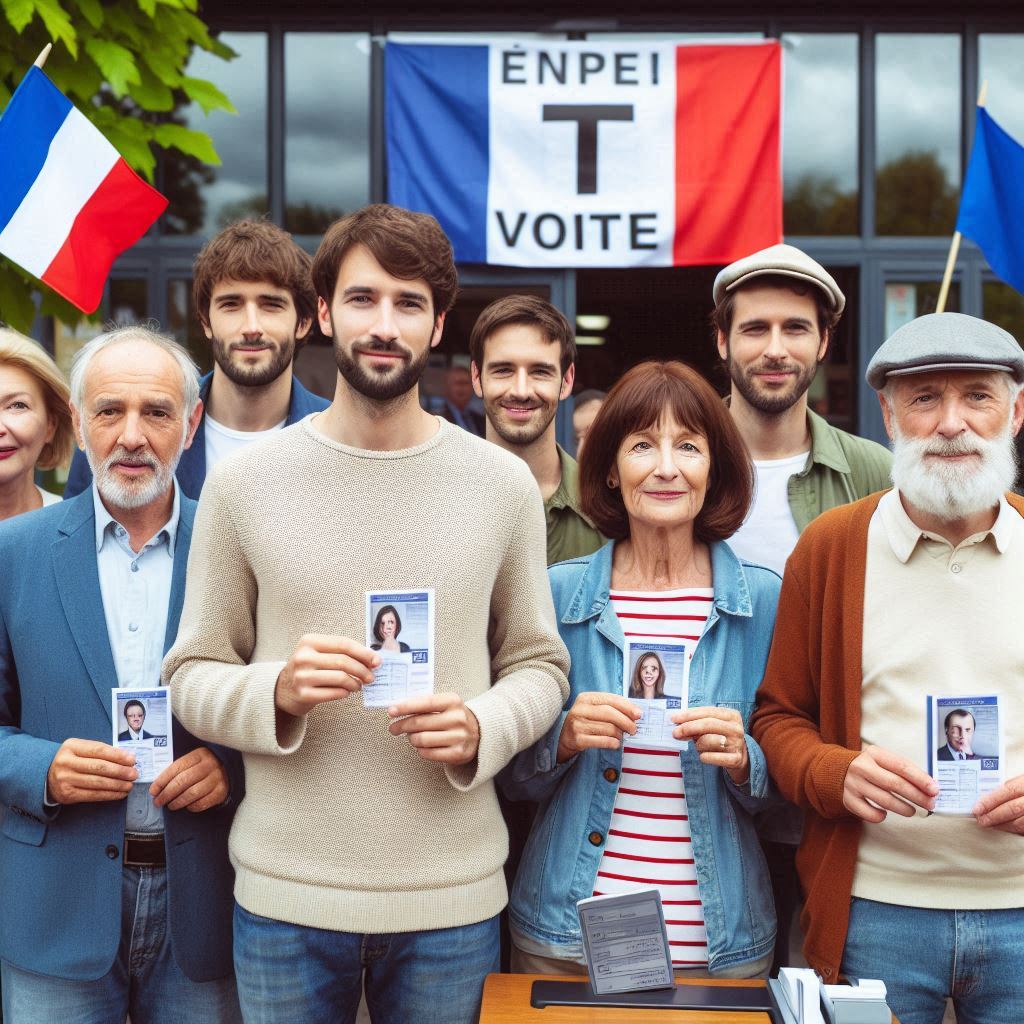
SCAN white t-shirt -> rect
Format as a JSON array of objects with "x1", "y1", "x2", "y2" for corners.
[
  {"x1": 205, "y1": 415, "x2": 288, "y2": 472},
  {"x1": 37, "y1": 486, "x2": 61, "y2": 507},
  {"x1": 726, "y1": 452, "x2": 807, "y2": 576}
]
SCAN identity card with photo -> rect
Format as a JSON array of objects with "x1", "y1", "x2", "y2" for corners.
[
  {"x1": 363, "y1": 589, "x2": 435, "y2": 708},
  {"x1": 111, "y1": 688, "x2": 173, "y2": 784},
  {"x1": 622, "y1": 638, "x2": 690, "y2": 749},
  {"x1": 577, "y1": 888, "x2": 674, "y2": 995},
  {"x1": 926, "y1": 694, "x2": 1004, "y2": 815}
]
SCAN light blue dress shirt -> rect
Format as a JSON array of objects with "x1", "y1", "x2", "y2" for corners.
[{"x1": 92, "y1": 482, "x2": 180, "y2": 834}]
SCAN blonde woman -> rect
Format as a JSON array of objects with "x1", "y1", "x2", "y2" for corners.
[{"x1": 0, "y1": 327, "x2": 74, "y2": 520}]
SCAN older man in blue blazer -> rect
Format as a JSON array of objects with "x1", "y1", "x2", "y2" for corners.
[
  {"x1": 64, "y1": 218, "x2": 330, "y2": 501},
  {"x1": 0, "y1": 326, "x2": 242, "y2": 1023}
]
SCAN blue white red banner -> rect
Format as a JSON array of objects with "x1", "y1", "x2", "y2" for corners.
[
  {"x1": 0, "y1": 67, "x2": 167, "y2": 313},
  {"x1": 385, "y1": 40, "x2": 782, "y2": 268}
]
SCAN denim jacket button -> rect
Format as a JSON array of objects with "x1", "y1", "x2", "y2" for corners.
[
  {"x1": 588, "y1": 831, "x2": 603, "y2": 846},
  {"x1": 603, "y1": 768, "x2": 618, "y2": 783}
]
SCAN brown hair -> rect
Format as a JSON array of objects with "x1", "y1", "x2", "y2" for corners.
[
  {"x1": 0, "y1": 326, "x2": 74, "y2": 470},
  {"x1": 579, "y1": 361, "x2": 753, "y2": 543},
  {"x1": 711, "y1": 273, "x2": 840, "y2": 342},
  {"x1": 469, "y1": 294, "x2": 576, "y2": 374},
  {"x1": 192, "y1": 219, "x2": 317, "y2": 335},
  {"x1": 312, "y1": 204, "x2": 458, "y2": 316}
]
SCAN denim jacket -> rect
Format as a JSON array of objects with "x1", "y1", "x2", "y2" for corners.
[{"x1": 501, "y1": 540, "x2": 782, "y2": 973}]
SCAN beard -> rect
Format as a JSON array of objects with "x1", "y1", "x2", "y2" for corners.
[
  {"x1": 727, "y1": 351, "x2": 819, "y2": 416},
  {"x1": 484, "y1": 395, "x2": 558, "y2": 446},
  {"x1": 210, "y1": 333, "x2": 295, "y2": 388},
  {"x1": 332, "y1": 332, "x2": 431, "y2": 402},
  {"x1": 86, "y1": 441, "x2": 181, "y2": 511},
  {"x1": 890, "y1": 420, "x2": 1018, "y2": 522}
]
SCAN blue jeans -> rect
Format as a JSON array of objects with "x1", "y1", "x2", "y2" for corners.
[
  {"x1": 233, "y1": 903, "x2": 500, "y2": 1024},
  {"x1": 841, "y1": 897, "x2": 1024, "y2": 1024},
  {"x1": 2, "y1": 866, "x2": 240, "y2": 1024}
]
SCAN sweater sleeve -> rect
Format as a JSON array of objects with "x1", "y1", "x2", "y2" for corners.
[
  {"x1": 447, "y1": 484, "x2": 570, "y2": 792},
  {"x1": 751, "y1": 558, "x2": 858, "y2": 820},
  {"x1": 163, "y1": 467, "x2": 303, "y2": 757}
]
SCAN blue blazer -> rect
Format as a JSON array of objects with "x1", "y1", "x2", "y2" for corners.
[
  {"x1": 64, "y1": 371, "x2": 330, "y2": 500},
  {"x1": 0, "y1": 490, "x2": 243, "y2": 982}
]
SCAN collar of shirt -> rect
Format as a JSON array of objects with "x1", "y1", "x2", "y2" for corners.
[
  {"x1": 878, "y1": 487, "x2": 1014, "y2": 563},
  {"x1": 799, "y1": 408, "x2": 852, "y2": 476},
  {"x1": 546, "y1": 445, "x2": 590, "y2": 518},
  {"x1": 92, "y1": 478, "x2": 181, "y2": 557}
]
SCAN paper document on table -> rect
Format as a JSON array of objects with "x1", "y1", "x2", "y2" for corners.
[
  {"x1": 364, "y1": 589, "x2": 435, "y2": 708},
  {"x1": 111, "y1": 687, "x2": 173, "y2": 784},
  {"x1": 926, "y1": 694, "x2": 1003, "y2": 815},
  {"x1": 577, "y1": 888, "x2": 674, "y2": 995},
  {"x1": 622, "y1": 638, "x2": 690, "y2": 749}
]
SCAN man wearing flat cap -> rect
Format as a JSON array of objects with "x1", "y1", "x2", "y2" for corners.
[
  {"x1": 711, "y1": 243, "x2": 892, "y2": 971},
  {"x1": 752, "y1": 312, "x2": 1024, "y2": 1023}
]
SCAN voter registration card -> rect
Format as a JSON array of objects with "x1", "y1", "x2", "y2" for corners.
[
  {"x1": 363, "y1": 589, "x2": 435, "y2": 708},
  {"x1": 111, "y1": 687, "x2": 173, "y2": 784}
]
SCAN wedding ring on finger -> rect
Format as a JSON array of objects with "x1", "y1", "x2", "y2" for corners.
[{"x1": 719, "y1": 735, "x2": 727, "y2": 750}]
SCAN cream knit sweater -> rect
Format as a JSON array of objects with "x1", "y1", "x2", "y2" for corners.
[{"x1": 164, "y1": 415, "x2": 570, "y2": 934}]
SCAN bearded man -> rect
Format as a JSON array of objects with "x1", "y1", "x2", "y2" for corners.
[
  {"x1": 470, "y1": 294, "x2": 603, "y2": 566},
  {"x1": 164, "y1": 204, "x2": 569, "y2": 1024},
  {"x1": 752, "y1": 312, "x2": 1024, "y2": 1024},
  {"x1": 65, "y1": 220, "x2": 329, "y2": 499}
]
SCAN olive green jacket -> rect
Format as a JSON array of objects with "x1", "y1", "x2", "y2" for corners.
[
  {"x1": 545, "y1": 447, "x2": 605, "y2": 566},
  {"x1": 787, "y1": 410, "x2": 892, "y2": 533}
]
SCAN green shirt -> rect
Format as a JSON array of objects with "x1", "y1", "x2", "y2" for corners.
[
  {"x1": 788, "y1": 409, "x2": 893, "y2": 533},
  {"x1": 544, "y1": 447, "x2": 605, "y2": 566}
]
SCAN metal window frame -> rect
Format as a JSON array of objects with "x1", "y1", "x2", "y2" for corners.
[{"x1": 97, "y1": 15, "x2": 1024, "y2": 446}]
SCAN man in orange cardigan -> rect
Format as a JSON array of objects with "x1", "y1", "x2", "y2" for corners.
[{"x1": 752, "y1": 312, "x2": 1024, "y2": 1024}]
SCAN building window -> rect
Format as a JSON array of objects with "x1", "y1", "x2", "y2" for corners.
[
  {"x1": 978, "y1": 34, "x2": 1024, "y2": 142},
  {"x1": 875, "y1": 33, "x2": 960, "y2": 236},
  {"x1": 285, "y1": 33, "x2": 371, "y2": 234},
  {"x1": 782, "y1": 33, "x2": 859, "y2": 236},
  {"x1": 164, "y1": 32, "x2": 269, "y2": 236}
]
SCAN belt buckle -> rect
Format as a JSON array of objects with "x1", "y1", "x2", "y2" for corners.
[{"x1": 124, "y1": 834, "x2": 165, "y2": 867}]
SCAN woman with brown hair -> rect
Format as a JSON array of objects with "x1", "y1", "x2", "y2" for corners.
[
  {"x1": 0, "y1": 327, "x2": 73, "y2": 520},
  {"x1": 628, "y1": 651, "x2": 666, "y2": 700},
  {"x1": 504, "y1": 360, "x2": 782, "y2": 980}
]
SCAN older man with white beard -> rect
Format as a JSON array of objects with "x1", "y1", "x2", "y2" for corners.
[
  {"x1": 752, "y1": 312, "x2": 1024, "y2": 1024},
  {"x1": 0, "y1": 325, "x2": 242, "y2": 1022}
]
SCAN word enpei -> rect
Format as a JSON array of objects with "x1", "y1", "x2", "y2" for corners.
[
  {"x1": 501, "y1": 48, "x2": 662, "y2": 88},
  {"x1": 494, "y1": 211, "x2": 660, "y2": 252}
]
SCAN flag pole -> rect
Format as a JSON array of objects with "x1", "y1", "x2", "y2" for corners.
[
  {"x1": 936, "y1": 81, "x2": 988, "y2": 313},
  {"x1": 33, "y1": 44, "x2": 52, "y2": 69}
]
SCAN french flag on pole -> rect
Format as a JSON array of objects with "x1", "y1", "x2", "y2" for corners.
[
  {"x1": 0, "y1": 67, "x2": 167, "y2": 313},
  {"x1": 386, "y1": 40, "x2": 782, "y2": 268}
]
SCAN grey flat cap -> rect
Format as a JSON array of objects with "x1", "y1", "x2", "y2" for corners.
[
  {"x1": 866, "y1": 312, "x2": 1024, "y2": 390},
  {"x1": 713, "y1": 243, "x2": 845, "y2": 315}
]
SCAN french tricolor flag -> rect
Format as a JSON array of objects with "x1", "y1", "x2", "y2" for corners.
[
  {"x1": 386, "y1": 40, "x2": 782, "y2": 269},
  {"x1": 0, "y1": 67, "x2": 167, "y2": 313}
]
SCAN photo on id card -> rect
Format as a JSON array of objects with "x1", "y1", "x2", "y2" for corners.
[
  {"x1": 363, "y1": 589, "x2": 435, "y2": 708},
  {"x1": 926, "y1": 694, "x2": 1003, "y2": 815},
  {"x1": 622, "y1": 638, "x2": 690, "y2": 749}
]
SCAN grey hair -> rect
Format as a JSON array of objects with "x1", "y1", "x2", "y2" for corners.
[{"x1": 69, "y1": 323, "x2": 201, "y2": 420}]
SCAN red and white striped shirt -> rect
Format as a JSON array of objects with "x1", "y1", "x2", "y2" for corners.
[{"x1": 598, "y1": 588, "x2": 713, "y2": 968}]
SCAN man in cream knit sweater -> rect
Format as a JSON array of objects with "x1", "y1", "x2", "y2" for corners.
[{"x1": 164, "y1": 204, "x2": 570, "y2": 1024}]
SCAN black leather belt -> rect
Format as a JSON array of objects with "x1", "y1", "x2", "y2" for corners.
[{"x1": 124, "y1": 834, "x2": 166, "y2": 867}]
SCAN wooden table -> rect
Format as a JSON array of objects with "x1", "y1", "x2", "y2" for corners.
[{"x1": 479, "y1": 975, "x2": 777, "y2": 1023}]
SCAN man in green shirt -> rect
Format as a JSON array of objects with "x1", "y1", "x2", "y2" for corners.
[
  {"x1": 712, "y1": 243, "x2": 892, "y2": 973},
  {"x1": 470, "y1": 295, "x2": 604, "y2": 565}
]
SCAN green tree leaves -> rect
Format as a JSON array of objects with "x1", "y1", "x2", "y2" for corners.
[{"x1": 0, "y1": 0, "x2": 235, "y2": 331}]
